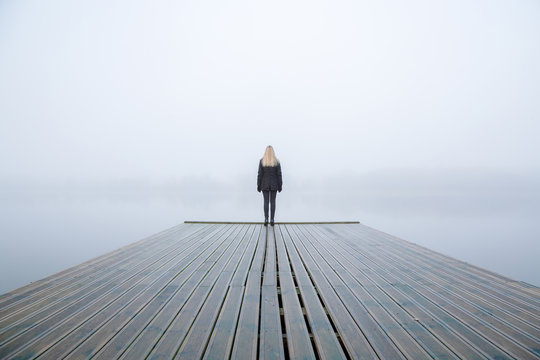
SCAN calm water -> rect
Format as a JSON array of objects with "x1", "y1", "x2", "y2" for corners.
[{"x1": 1, "y1": 188, "x2": 539, "y2": 294}]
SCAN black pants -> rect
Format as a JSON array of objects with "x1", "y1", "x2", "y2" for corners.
[{"x1": 263, "y1": 190, "x2": 277, "y2": 220}]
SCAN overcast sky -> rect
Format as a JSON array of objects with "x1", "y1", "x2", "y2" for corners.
[
  {"x1": 1, "y1": 0, "x2": 539, "y2": 184},
  {"x1": 1, "y1": 0, "x2": 539, "y2": 291}
]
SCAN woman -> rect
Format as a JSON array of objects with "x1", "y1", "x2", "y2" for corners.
[{"x1": 257, "y1": 145, "x2": 282, "y2": 226}]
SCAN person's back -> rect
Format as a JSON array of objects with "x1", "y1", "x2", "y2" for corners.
[{"x1": 257, "y1": 146, "x2": 282, "y2": 226}]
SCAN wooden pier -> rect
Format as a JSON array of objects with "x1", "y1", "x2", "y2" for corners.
[{"x1": 0, "y1": 222, "x2": 539, "y2": 359}]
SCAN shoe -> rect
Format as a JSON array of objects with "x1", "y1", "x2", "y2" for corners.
[
  {"x1": 270, "y1": 219, "x2": 274, "y2": 226},
  {"x1": 264, "y1": 219, "x2": 268, "y2": 226}
]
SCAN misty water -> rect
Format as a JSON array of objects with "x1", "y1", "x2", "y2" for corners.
[{"x1": 1, "y1": 172, "x2": 539, "y2": 295}]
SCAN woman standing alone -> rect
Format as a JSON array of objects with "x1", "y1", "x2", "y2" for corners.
[{"x1": 257, "y1": 145, "x2": 282, "y2": 226}]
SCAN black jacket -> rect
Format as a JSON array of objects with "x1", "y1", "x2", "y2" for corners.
[{"x1": 257, "y1": 160, "x2": 282, "y2": 192}]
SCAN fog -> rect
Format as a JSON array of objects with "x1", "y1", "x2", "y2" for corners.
[{"x1": 1, "y1": 0, "x2": 539, "y2": 293}]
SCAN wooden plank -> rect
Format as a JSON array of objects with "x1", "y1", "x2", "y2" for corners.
[
  {"x1": 275, "y1": 225, "x2": 317, "y2": 360},
  {"x1": 202, "y1": 226, "x2": 261, "y2": 360},
  {"x1": 173, "y1": 226, "x2": 256, "y2": 359},
  {"x1": 0, "y1": 223, "x2": 203, "y2": 318},
  {"x1": 397, "y1": 284, "x2": 539, "y2": 359},
  {"x1": 330, "y1": 224, "x2": 540, "y2": 359},
  {"x1": 356, "y1": 224, "x2": 540, "y2": 305},
  {"x1": 323, "y1": 241, "x2": 486, "y2": 358},
  {"x1": 364, "y1": 243, "x2": 540, "y2": 353},
  {"x1": 202, "y1": 286, "x2": 244, "y2": 360},
  {"x1": 172, "y1": 272, "x2": 235, "y2": 359},
  {"x1": 259, "y1": 226, "x2": 285, "y2": 360},
  {"x1": 229, "y1": 225, "x2": 266, "y2": 360},
  {"x1": 90, "y1": 224, "x2": 245, "y2": 360},
  {"x1": 260, "y1": 286, "x2": 284, "y2": 360},
  {"x1": 300, "y1": 224, "x2": 433, "y2": 360},
  {"x1": 340, "y1": 226, "x2": 540, "y2": 337},
  {"x1": 152, "y1": 228, "x2": 245, "y2": 359},
  {"x1": 12, "y1": 225, "x2": 226, "y2": 360},
  {"x1": 320, "y1": 225, "x2": 511, "y2": 359},
  {"x1": 51, "y1": 224, "x2": 235, "y2": 360},
  {"x1": 0, "y1": 224, "x2": 204, "y2": 321},
  {"x1": 229, "y1": 226, "x2": 262, "y2": 287},
  {"x1": 348, "y1": 225, "x2": 540, "y2": 318},
  {"x1": 289, "y1": 225, "x2": 395, "y2": 360},
  {"x1": 0, "y1": 223, "x2": 192, "y2": 306},
  {"x1": 0, "y1": 225, "x2": 210, "y2": 326},
  {"x1": 262, "y1": 226, "x2": 277, "y2": 287},
  {"x1": 0, "y1": 225, "x2": 222, "y2": 359},
  {"x1": 131, "y1": 224, "x2": 246, "y2": 360},
  {"x1": 336, "y1": 225, "x2": 540, "y2": 340},
  {"x1": 306, "y1": 224, "x2": 460, "y2": 360},
  {"x1": 280, "y1": 225, "x2": 348, "y2": 360}
]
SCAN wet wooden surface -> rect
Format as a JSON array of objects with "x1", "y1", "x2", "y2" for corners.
[{"x1": 1, "y1": 223, "x2": 539, "y2": 359}]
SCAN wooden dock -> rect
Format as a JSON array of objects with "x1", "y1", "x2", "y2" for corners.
[{"x1": 0, "y1": 222, "x2": 539, "y2": 359}]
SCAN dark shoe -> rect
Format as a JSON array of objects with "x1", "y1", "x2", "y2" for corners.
[
  {"x1": 264, "y1": 219, "x2": 268, "y2": 226},
  {"x1": 270, "y1": 219, "x2": 274, "y2": 226}
]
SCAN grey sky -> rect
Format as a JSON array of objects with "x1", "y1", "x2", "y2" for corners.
[
  {"x1": 1, "y1": 0, "x2": 539, "y2": 292},
  {"x1": 1, "y1": 0, "x2": 539, "y2": 182}
]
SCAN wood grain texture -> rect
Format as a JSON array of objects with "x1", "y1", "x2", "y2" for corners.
[{"x1": 1, "y1": 223, "x2": 538, "y2": 360}]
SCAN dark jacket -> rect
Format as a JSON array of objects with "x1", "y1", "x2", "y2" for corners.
[{"x1": 257, "y1": 160, "x2": 282, "y2": 192}]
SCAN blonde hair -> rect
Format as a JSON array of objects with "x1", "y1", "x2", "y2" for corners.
[{"x1": 262, "y1": 145, "x2": 279, "y2": 167}]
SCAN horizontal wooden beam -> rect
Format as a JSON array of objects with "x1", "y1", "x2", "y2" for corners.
[{"x1": 184, "y1": 221, "x2": 360, "y2": 224}]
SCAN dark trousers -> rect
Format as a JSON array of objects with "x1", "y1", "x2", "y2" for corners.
[{"x1": 262, "y1": 190, "x2": 277, "y2": 220}]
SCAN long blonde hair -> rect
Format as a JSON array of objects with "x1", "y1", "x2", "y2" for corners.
[{"x1": 262, "y1": 145, "x2": 279, "y2": 167}]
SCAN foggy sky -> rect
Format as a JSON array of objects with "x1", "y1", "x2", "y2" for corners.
[{"x1": 1, "y1": 0, "x2": 539, "y2": 183}]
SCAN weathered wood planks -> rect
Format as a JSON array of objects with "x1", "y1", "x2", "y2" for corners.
[{"x1": 1, "y1": 222, "x2": 538, "y2": 359}]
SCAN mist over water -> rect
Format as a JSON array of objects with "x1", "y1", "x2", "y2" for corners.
[{"x1": 1, "y1": 169, "x2": 538, "y2": 294}]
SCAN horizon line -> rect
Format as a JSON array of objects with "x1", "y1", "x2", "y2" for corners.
[{"x1": 184, "y1": 220, "x2": 361, "y2": 224}]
